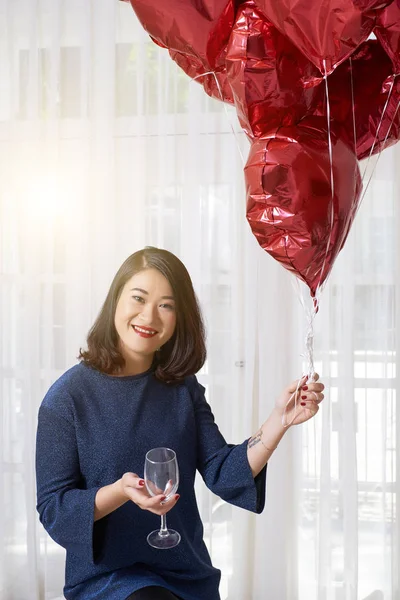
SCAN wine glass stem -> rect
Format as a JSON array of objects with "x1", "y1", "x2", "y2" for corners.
[{"x1": 159, "y1": 514, "x2": 169, "y2": 538}]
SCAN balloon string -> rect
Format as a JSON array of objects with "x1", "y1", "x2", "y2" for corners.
[
  {"x1": 284, "y1": 68, "x2": 399, "y2": 429},
  {"x1": 359, "y1": 85, "x2": 399, "y2": 205},
  {"x1": 191, "y1": 69, "x2": 304, "y2": 428},
  {"x1": 281, "y1": 278, "x2": 319, "y2": 427},
  {"x1": 192, "y1": 70, "x2": 246, "y2": 165},
  {"x1": 291, "y1": 71, "x2": 399, "y2": 430},
  {"x1": 282, "y1": 60, "x2": 334, "y2": 426},
  {"x1": 314, "y1": 59, "x2": 335, "y2": 302},
  {"x1": 349, "y1": 57, "x2": 357, "y2": 154},
  {"x1": 361, "y1": 76, "x2": 395, "y2": 183}
]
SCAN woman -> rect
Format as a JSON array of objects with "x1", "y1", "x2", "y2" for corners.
[{"x1": 35, "y1": 246, "x2": 324, "y2": 600}]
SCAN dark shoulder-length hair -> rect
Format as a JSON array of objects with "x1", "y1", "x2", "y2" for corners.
[{"x1": 79, "y1": 247, "x2": 206, "y2": 384}]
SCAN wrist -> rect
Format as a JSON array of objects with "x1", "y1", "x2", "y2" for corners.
[
  {"x1": 271, "y1": 407, "x2": 289, "y2": 431},
  {"x1": 259, "y1": 427, "x2": 278, "y2": 452},
  {"x1": 255, "y1": 409, "x2": 287, "y2": 453},
  {"x1": 113, "y1": 478, "x2": 128, "y2": 502}
]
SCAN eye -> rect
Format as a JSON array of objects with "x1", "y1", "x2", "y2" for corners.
[
  {"x1": 132, "y1": 296, "x2": 145, "y2": 303},
  {"x1": 160, "y1": 303, "x2": 175, "y2": 310}
]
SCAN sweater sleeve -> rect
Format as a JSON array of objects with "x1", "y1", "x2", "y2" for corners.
[
  {"x1": 35, "y1": 404, "x2": 105, "y2": 563},
  {"x1": 188, "y1": 376, "x2": 267, "y2": 514}
]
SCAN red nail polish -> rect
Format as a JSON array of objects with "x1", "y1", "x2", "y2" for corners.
[
  {"x1": 160, "y1": 495, "x2": 166, "y2": 501},
  {"x1": 175, "y1": 494, "x2": 180, "y2": 500},
  {"x1": 301, "y1": 395, "x2": 307, "y2": 400},
  {"x1": 301, "y1": 402, "x2": 306, "y2": 406},
  {"x1": 139, "y1": 480, "x2": 145, "y2": 486},
  {"x1": 302, "y1": 386, "x2": 308, "y2": 391}
]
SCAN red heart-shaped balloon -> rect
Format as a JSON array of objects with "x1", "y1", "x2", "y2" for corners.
[
  {"x1": 124, "y1": 0, "x2": 235, "y2": 102},
  {"x1": 252, "y1": 0, "x2": 393, "y2": 74},
  {"x1": 245, "y1": 117, "x2": 362, "y2": 295},
  {"x1": 314, "y1": 41, "x2": 400, "y2": 160},
  {"x1": 375, "y1": 0, "x2": 400, "y2": 73},
  {"x1": 225, "y1": 1, "x2": 322, "y2": 137},
  {"x1": 126, "y1": 0, "x2": 234, "y2": 70}
]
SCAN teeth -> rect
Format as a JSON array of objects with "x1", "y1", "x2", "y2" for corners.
[{"x1": 134, "y1": 325, "x2": 156, "y2": 335}]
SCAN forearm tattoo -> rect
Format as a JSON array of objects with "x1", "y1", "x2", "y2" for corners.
[
  {"x1": 248, "y1": 429, "x2": 263, "y2": 449},
  {"x1": 248, "y1": 428, "x2": 277, "y2": 452}
]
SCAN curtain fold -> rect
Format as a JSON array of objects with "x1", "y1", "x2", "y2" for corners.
[{"x1": 0, "y1": 2, "x2": 398, "y2": 599}]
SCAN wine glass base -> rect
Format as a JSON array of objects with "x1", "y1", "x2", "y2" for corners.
[{"x1": 147, "y1": 528, "x2": 181, "y2": 549}]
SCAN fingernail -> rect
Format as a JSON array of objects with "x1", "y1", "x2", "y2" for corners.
[
  {"x1": 139, "y1": 480, "x2": 145, "y2": 486},
  {"x1": 175, "y1": 494, "x2": 180, "y2": 501},
  {"x1": 301, "y1": 402, "x2": 306, "y2": 406},
  {"x1": 160, "y1": 495, "x2": 166, "y2": 501},
  {"x1": 302, "y1": 386, "x2": 308, "y2": 391},
  {"x1": 301, "y1": 395, "x2": 307, "y2": 400}
]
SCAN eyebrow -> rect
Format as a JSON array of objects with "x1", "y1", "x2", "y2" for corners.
[{"x1": 130, "y1": 287, "x2": 175, "y2": 301}]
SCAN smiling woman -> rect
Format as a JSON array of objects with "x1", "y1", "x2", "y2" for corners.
[
  {"x1": 35, "y1": 245, "x2": 324, "y2": 600},
  {"x1": 78, "y1": 246, "x2": 206, "y2": 382}
]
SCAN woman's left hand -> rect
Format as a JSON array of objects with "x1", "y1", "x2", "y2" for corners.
[{"x1": 275, "y1": 373, "x2": 325, "y2": 426}]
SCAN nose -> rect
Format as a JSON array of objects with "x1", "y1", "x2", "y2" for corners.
[{"x1": 138, "y1": 302, "x2": 158, "y2": 324}]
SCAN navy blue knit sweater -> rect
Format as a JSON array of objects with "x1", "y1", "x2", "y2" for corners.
[{"x1": 35, "y1": 363, "x2": 267, "y2": 600}]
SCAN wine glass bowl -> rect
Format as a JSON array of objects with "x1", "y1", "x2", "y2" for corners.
[
  {"x1": 145, "y1": 448, "x2": 179, "y2": 499},
  {"x1": 144, "y1": 448, "x2": 181, "y2": 549}
]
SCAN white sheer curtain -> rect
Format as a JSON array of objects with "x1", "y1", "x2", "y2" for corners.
[{"x1": 0, "y1": 1, "x2": 398, "y2": 599}]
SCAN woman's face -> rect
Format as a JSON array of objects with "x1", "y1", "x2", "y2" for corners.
[{"x1": 114, "y1": 268, "x2": 177, "y2": 366}]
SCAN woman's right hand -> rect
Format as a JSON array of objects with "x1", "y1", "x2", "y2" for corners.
[{"x1": 118, "y1": 472, "x2": 180, "y2": 516}]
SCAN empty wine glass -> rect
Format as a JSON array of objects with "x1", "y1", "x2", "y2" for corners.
[{"x1": 144, "y1": 447, "x2": 181, "y2": 549}]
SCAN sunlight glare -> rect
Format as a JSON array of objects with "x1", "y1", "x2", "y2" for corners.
[{"x1": 24, "y1": 174, "x2": 72, "y2": 223}]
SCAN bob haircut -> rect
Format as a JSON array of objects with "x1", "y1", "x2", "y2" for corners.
[{"x1": 79, "y1": 247, "x2": 206, "y2": 384}]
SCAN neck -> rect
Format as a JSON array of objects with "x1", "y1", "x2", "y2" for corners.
[{"x1": 117, "y1": 344, "x2": 154, "y2": 376}]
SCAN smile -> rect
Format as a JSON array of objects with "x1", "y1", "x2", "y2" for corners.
[{"x1": 132, "y1": 325, "x2": 158, "y2": 338}]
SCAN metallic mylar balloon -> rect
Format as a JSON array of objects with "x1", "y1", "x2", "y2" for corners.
[
  {"x1": 120, "y1": 0, "x2": 399, "y2": 297},
  {"x1": 315, "y1": 41, "x2": 400, "y2": 160},
  {"x1": 252, "y1": 0, "x2": 393, "y2": 74},
  {"x1": 125, "y1": 0, "x2": 234, "y2": 70},
  {"x1": 245, "y1": 117, "x2": 362, "y2": 296},
  {"x1": 123, "y1": 0, "x2": 235, "y2": 102},
  {"x1": 225, "y1": 1, "x2": 322, "y2": 137},
  {"x1": 375, "y1": 0, "x2": 400, "y2": 73}
]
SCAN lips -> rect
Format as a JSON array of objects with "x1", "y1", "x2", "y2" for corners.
[{"x1": 131, "y1": 325, "x2": 158, "y2": 338}]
